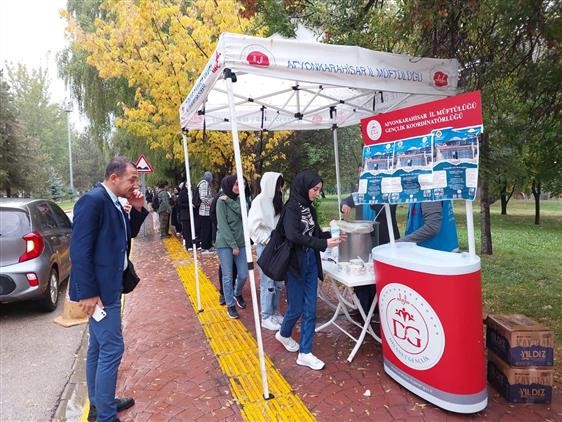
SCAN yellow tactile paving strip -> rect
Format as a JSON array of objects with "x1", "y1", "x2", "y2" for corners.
[{"x1": 162, "y1": 237, "x2": 315, "y2": 422}]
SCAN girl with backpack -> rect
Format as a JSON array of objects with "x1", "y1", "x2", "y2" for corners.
[
  {"x1": 275, "y1": 170, "x2": 343, "y2": 370},
  {"x1": 248, "y1": 172, "x2": 285, "y2": 331}
]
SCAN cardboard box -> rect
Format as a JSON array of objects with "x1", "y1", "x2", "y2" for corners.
[
  {"x1": 487, "y1": 351, "x2": 553, "y2": 404},
  {"x1": 486, "y1": 314, "x2": 554, "y2": 366}
]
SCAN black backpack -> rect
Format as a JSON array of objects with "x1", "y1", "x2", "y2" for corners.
[
  {"x1": 192, "y1": 182, "x2": 203, "y2": 209},
  {"x1": 209, "y1": 191, "x2": 221, "y2": 226}
]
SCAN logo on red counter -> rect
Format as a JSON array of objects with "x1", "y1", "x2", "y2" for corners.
[
  {"x1": 379, "y1": 283, "x2": 445, "y2": 370},
  {"x1": 433, "y1": 71, "x2": 449, "y2": 87}
]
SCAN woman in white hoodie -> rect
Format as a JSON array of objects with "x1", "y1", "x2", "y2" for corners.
[{"x1": 248, "y1": 172, "x2": 285, "y2": 331}]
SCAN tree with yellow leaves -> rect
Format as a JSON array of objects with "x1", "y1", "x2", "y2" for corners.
[{"x1": 62, "y1": 0, "x2": 289, "y2": 180}]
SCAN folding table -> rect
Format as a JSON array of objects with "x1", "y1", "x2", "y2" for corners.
[{"x1": 316, "y1": 259, "x2": 381, "y2": 362}]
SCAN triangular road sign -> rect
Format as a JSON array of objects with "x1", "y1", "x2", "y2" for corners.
[{"x1": 135, "y1": 154, "x2": 153, "y2": 173}]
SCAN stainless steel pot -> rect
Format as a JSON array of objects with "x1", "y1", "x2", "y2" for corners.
[{"x1": 336, "y1": 220, "x2": 380, "y2": 262}]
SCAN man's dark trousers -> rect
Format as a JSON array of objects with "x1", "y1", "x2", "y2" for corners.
[{"x1": 86, "y1": 301, "x2": 124, "y2": 422}]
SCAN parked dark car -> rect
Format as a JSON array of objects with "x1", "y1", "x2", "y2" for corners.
[{"x1": 0, "y1": 198, "x2": 72, "y2": 311}]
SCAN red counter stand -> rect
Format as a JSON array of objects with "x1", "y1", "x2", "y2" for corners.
[{"x1": 373, "y1": 243, "x2": 487, "y2": 413}]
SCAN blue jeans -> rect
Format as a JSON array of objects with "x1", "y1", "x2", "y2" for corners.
[
  {"x1": 86, "y1": 301, "x2": 124, "y2": 422},
  {"x1": 256, "y1": 243, "x2": 284, "y2": 320},
  {"x1": 217, "y1": 247, "x2": 248, "y2": 307},
  {"x1": 279, "y1": 248, "x2": 318, "y2": 354}
]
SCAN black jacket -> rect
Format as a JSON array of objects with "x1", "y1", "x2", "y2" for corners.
[
  {"x1": 177, "y1": 187, "x2": 191, "y2": 221},
  {"x1": 282, "y1": 198, "x2": 331, "y2": 279}
]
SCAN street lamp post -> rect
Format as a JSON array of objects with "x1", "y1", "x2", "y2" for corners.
[{"x1": 63, "y1": 100, "x2": 75, "y2": 197}]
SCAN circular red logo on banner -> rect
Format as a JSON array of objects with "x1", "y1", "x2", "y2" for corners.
[
  {"x1": 366, "y1": 119, "x2": 383, "y2": 141},
  {"x1": 433, "y1": 71, "x2": 449, "y2": 87},
  {"x1": 246, "y1": 51, "x2": 270, "y2": 67}
]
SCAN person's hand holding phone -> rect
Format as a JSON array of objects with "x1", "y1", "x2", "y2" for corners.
[{"x1": 80, "y1": 296, "x2": 104, "y2": 316}]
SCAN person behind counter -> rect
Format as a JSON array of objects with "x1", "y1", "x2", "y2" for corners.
[{"x1": 399, "y1": 200, "x2": 459, "y2": 252}]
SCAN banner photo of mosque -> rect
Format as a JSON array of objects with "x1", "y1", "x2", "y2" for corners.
[{"x1": 357, "y1": 91, "x2": 483, "y2": 204}]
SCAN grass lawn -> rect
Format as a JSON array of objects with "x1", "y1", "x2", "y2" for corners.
[
  {"x1": 57, "y1": 199, "x2": 76, "y2": 212},
  {"x1": 318, "y1": 197, "x2": 562, "y2": 378}
]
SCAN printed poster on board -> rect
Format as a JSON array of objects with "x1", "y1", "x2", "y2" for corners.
[{"x1": 357, "y1": 91, "x2": 482, "y2": 204}]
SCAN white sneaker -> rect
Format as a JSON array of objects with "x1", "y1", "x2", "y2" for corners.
[
  {"x1": 296, "y1": 352, "x2": 325, "y2": 370},
  {"x1": 262, "y1": 317, "x2": 281, "y2": 331},
  {"x1": 275, "y1": 331, "x2": 299, "y2": 352},
  {"x1": 272, "y1": 314, "x2": 284, "y2": 325}
]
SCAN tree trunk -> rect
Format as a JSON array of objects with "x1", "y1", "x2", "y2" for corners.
[
  {"x1": 479, "y1": 133, "x2": 493, "y2": 255},
  {"x1": 500, "y1": 181, "x2": 515, "y2": 215},
  {"x1": 531, "y1": 178, "x2": 541, "y2": 225},
  {"x1": 500, "y1": 181, "x2": 508, "y2": 215},
  {"x1": 500, "y1": 195, "x2": 507, "y2": 214}
]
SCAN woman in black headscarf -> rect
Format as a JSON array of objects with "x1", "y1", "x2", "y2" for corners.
[
  {"x1": 215, "y1": 174, "x2": 248, "y2": 320},
  {"x1": 274, "y1": 170, "x2": 343, "y2": 370}
]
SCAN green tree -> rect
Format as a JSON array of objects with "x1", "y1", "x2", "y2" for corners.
[
  {"x1": 72, "y1": 130, "x2": 107, "y2": 192},
  {"x1": 58, "y1": 0, "x2": 135, "y2": 147},
  {"x1": 0, "y1": 70, "x2": 35, "y2": 196},
  {"x1": 48, "y1": 169, "x2": 66, "y2": 201},
  {"x1": 5, "y1": 63, "x2": 68, "y2": 195}
]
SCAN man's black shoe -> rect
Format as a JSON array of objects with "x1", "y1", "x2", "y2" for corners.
[
  {"x1": 234, "y1": 294, "x2": 247, "y2": 309},
  {"x1": 87, "y1": 397, "x2": 135, "y2": 421}
]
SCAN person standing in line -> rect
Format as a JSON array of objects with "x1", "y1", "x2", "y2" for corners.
[
  {"x1": 156, "y1": 181, "x2": 172, "y2": 238},
  {"x1": 248, "y1": 172, "x2": 286, "y2": 331},
  {"x1": 209, "y1": 182, "x2": 236, "y2": 306},
  {"x1": 215, "y1": 175, "x2": 248, "y2": 319},
  {"x1": 144, "y1": 188, "x2": 153, "y2": 206},
  {"x1": 197, "y1": 171, "x2": 215, "y2": 252},
  {"x1": 176, "y1": 182, "x2": 192, "y2": 249},
  {"x1": 70, "y1": 156, "x2": 148, "y2": 422},
  {"x1": 275, "y1": 170, "x2": 343, "y2": 370},
  {"x1": 170, "y1": 185, "x2": 181, "y2": 236}
]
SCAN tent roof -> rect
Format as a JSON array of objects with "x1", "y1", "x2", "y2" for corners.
[{"x1": 179, "y1": 32, "x2": 459, "y2": 132}]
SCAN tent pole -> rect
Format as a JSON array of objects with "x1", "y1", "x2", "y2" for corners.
[
  {"x1": 331, "y1": 107, "x2": 342, "y2": 220},
  {"x1": 224, "y1": 69, "x2": 270, "y2": 400},
  {"x1": 465, "y1": 200, "x2": 476, "y2": 257},
  {"x1": 384, "y1": 203, "x2": 396, "y2": 245},
  {"x1": 181, "y1": 131, "x2": 202, "y2": 312}
]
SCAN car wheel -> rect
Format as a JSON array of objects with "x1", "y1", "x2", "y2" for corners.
[{"x1": 39, "y1": 268, "x2": 59, "y2": 312}]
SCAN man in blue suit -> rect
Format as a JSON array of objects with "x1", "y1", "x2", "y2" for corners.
[{"x1": 70, "y1": 156, "x2": 148, "y2": 422}]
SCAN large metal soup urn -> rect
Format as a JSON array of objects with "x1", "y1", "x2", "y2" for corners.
[{"x1": 336, "y1": 220, "x2": 379, "y2": 262}]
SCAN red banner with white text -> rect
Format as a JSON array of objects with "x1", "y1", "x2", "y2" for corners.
[{"x1": 361, "y1": 91, "x2": 482, "y2": 145}]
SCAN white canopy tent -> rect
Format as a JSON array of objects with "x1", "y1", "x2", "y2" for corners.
[{"x1": 179, "y1": 32, "x2": 458, "y2": 399}]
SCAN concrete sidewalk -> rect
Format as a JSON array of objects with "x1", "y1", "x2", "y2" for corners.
[{"x1": 64, "y1": 229, "x2": 561, "y2": 421}]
